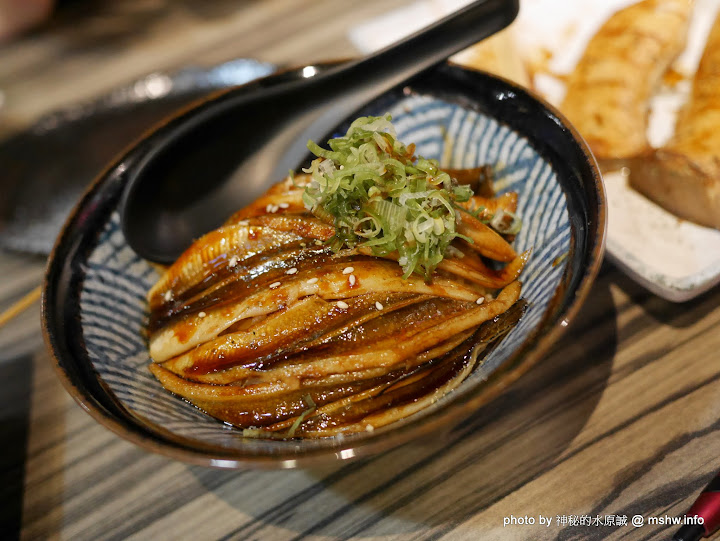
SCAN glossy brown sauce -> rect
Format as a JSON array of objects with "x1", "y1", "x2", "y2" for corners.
[
  {"x1": 183, "y1": 293, "x2": 424, "y2": 375},
  {"x1": 172, "y1": 318, "x2": 198, "y2": 344},
  {"x1": 149, "y1": 242, "x2": 333, "y2": 332},
  {"x1": 301, "y1": 355, "x2": 467, "y2": 432}
]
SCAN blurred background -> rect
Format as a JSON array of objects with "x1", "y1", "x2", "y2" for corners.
[
  {"x1": 0, "y1": 0, "x2": 423, "y2": 140},
  {"x1": 3, "y1": 0, "x2": 720, "y2": 290},
  {"x1": 0, "y1": 0, "x2": 426, "y2": 254},
  {"x1": 2, "y1": 0, "x2": 719, "y2": 275}
]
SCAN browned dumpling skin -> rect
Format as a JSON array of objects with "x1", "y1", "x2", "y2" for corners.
[
  {"x1": 561, "y1": 0, "x2": 693, "y2": 161},
  {"x1": 451, "y1": 28, "x2": 531, "y2": 88},
  {"x1": 630, "y1": 13, "x2": 720, "y2": 229}
]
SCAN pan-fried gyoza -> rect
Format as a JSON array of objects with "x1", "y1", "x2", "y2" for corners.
[{"x1": 147, "y1": 115, "x2": 529, "y2": 439}]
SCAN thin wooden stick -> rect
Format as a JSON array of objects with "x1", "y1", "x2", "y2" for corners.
[{"x1": 0, "y1": 285, "x2": 41, "y2": 329}]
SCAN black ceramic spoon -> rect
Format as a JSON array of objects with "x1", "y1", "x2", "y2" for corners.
[{"x1": 120, "y1": 0, "x2": 519, "y2": 264}]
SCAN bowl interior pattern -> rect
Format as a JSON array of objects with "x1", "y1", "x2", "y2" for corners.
[{"x1": 77, "y1": 91, "x2": 570, "y2": 453}]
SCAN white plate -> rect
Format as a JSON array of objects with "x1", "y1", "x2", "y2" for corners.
[
  {"x1": 350, "y1": 0, "x2": 720, "y2": 302},
  {"x1": 604, "y1": 169, "x2": 720, "y2": 302}
]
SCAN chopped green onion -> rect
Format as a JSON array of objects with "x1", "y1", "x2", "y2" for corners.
[
  {"x1": 303, "y1": 114, "x2": 474, "y2": 279},
  {"x1": 490, "y1": 209, "x2": 522, "y2": 235},
  {"x1": 285, "y1": 394, "x2": 316, "y2": 438}
]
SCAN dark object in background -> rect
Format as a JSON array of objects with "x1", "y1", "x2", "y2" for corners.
[
  {"x1": 0, "y1": 59, "x2": 274, "y2": 255},
  {"x1": 673, "y1": 472, "x2": 720, "y2": 541}
]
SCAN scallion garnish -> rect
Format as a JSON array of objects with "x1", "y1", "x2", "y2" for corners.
[{"x1": 302, "y1": 114, "x2": 473, "y2": 279}]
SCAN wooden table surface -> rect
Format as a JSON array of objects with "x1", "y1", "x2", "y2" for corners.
[{"x1": 2, "y1": 1, "x2": 720, "y2": 540}]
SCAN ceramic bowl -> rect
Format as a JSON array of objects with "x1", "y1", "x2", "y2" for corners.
[{"x1": 42, "y1": 62, "x2": 606, "y2": 468}]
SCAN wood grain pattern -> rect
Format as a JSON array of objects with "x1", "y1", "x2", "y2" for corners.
[
  {"x1": 1, "y1": 1, "x2": 719, "y2": 540},
  {"x1": 15, "y1": 258, "x2": 720, "y2": 540},
  {"x1": 0, "y1": 0, "x2": 409, "y2": 138}
]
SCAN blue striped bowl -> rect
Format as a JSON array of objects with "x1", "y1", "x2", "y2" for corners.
[{"x1": 43, "y1": 63, "x2": 605, "y2": 468}]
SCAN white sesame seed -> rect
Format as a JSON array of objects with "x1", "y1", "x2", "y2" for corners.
[
  {"x1": 198, "y1": 311, "x2": 206, "y2": 318},
  {"x1": 163, "y1": 290, "x2": 173, "y2": 302},
  {"x1": 342, "y1": 266, "x2": 354, "y2": 275},
  {"x1": 278, "y1": 202, "x2": 290, "y2": 209},
  {"x1": 476, "y1": 297, "x2": 485, "y2": 305},
  {"x1": 269, "y1": 282, "x2": 281, "y2": 289},
  {"x1": 265, "y1": 204, "x2": 273, "y2": 213},
  {"x1": 315, "y1": 240, "x2": 323, "y2": 246},
  {"x1": 300, "y1": 242, "x2": 307, "y2": 247},
  {"x1": 348, "y1": 274, "x2": 356, "y2": 286},
  {"x1": 336, "y1": 301, "x2": 349, "y2": 309},
  {"x1": 365, "y1": 424, "x2": 374, "y2": 432},
  {"x1": 375, "y1": 301, "x2": 384, "y2": 310},
  {"x1": 286, "y1": 267, "x2": 298, "y2": 275},
  {"x1": 228, "y1": 256, "x2": 238, "y2": 268},
  {"x1": 306, "y1": 277, "x2": 318, "y2": 284}
]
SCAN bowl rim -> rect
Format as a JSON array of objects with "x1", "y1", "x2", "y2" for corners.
[{"x1": 41, "y1": 61, "x2": 606, "y2": 469}]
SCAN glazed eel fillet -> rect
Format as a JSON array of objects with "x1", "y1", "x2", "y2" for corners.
[
  {"x1": 147, "y1": 115, "x2": 529, "y2": 439},
  {"x1": 146, "y1": 176, "x2": 527, "y2": 437}
]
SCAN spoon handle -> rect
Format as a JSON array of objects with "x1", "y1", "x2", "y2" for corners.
[
  {"x1": 119, "y1": 0, "x2": 519, "y2": 263},
  {"x1": 305, "y1": 0, "x2": 519, "y2": 102}
]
